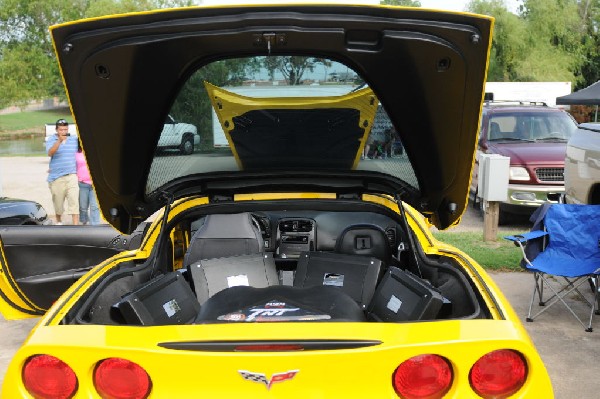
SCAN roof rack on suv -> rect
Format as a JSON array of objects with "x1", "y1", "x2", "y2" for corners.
[{"x1": 483, "y1": 100, "x2": 548, "y2": 107}]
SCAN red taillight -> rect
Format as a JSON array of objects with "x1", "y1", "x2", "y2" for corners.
[
  {"x1": 392, "y1": 354, "x2": 453, "y2": 399},
  {"x1": 94, "y1": 358, "x2": 151, "y2": 399},
  {"x1": 22, "y1": 354, "x2": 78, "y2": 399},
  {"x1": 469, "y1": 349, "x2": 527, "y2": 399}
]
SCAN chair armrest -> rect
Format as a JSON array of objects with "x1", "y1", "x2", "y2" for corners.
[
  {"x1": 504, "y1": 230, "x2": 548, "y2": 269},
  {"x1": 504, "y1": 230, "x2": 548, "y2": 245}
]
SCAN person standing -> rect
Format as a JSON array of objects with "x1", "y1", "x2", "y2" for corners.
[
  {"x1": 46, "y1": 119, "x2": 79, "y2": 225},
  {"x1": 76, "y1": 142, "x2": 101, "y2": 225},
  {"x1": 383, "y1": 127, "x2": 402, "y2": 157}
]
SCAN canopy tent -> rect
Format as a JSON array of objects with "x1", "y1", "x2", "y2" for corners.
[
  {"x1": 556, "y1": 80, "x2": 600, "y2": 121},
  {"x1": 556, "y1": 80, "x2": 600, "y2": 105}
]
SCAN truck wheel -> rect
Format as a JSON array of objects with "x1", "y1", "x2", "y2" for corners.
[{"x1": 180, "y1": 135, "x2": 194, "y2": 155}]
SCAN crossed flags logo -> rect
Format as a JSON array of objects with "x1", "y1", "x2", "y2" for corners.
[{"x1": 239, "y1": 370, "x2": 299, "y2": 390}]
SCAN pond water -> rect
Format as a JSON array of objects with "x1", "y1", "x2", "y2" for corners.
[{"x1": 0, "y1": 136, "x2": 46, "y2": 156}]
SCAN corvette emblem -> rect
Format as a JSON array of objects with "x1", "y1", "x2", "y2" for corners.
[{"x1": 239, "y1": 369, "x2": 299, "y2": 390}]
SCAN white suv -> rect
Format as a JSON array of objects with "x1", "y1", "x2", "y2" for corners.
[
  {"x1": 158, "y1": 115, "x2": 199, "y2": 155},
  {"x1": 564, "y1": 122, "x2": 600, "y2": 204}
]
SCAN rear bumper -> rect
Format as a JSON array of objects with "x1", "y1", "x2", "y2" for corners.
[{"x1": 2, "y1": 319, "x2": 553, "y2": 399}]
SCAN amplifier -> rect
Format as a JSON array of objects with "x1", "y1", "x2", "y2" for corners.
[
  {"x1": 114, "y1": 272, "x2": 200, "y2": 325},
  {"x1": 367, "y1": 267, "x2": 448, "y2": 322}
]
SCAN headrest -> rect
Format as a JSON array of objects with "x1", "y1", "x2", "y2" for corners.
[{"x1": 335, "y1": 224, "x2": 390, "y2": 262}]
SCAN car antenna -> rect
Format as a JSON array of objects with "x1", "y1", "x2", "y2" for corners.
[
  {"x1": 396, "y1": 198, "x2": 424, "y2": 279},
  {"x1": 150, "y1": 191, "x2": 175, "y2": 278}
]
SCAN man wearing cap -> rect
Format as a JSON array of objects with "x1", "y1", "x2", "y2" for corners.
[{"x1": 46, "y1": 119, "x2": 79, "y2": 225}]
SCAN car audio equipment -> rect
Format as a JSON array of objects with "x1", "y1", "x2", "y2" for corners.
[
  {"x1": 367, "y1": 267, "x2": 449, "y2": 322},
  {"x1": 187, "y1": 253, "x2": 279, "y2": 305},
  {"x1": 277, "y1": 218, "x2": 315, "y2": 258},
  {"x1": 114, "y1": 272, "x2": 200, "y2": 325},
  {"x1": 293, "y1": 251, "x2": 382, "y2": 307}
]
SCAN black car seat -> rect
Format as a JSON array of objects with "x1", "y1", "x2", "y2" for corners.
[
  {"x1": 183, "y1": 212, "x2": 278, "y2": 305},
  {"x1": 334, "y1": 224, "x2": 391, "y2": 264},
  {"x1": 183, "y1": 212, "x2": 264, "y2": 265}
]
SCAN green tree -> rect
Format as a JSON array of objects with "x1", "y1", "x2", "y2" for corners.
[
  {"x1": 170, "y1": 59, "x2": 260, "y2": 149},
  {"x1": 263, "y1": 56, "x2": 331, "y2": 85},
  {"x1": 468, "y1": 0, "x2": 583, "y2": 83},
  {"x1": 467, "y1": 0, "x2": 528, "y2": 81},
  {"x1": 0, "y1": 43, "x2": 57, "y2": 108},
  {"x1": 0, "y1": 0, "x2": 88, "y2": 107},
  {"x1": 574, "y1": 0, "x2": 600, "y2": 89},
  {"x1": 84, "y1": 0, "x2": 190, "y2": 18},
  {"x1": 518, "y1": 0, "x2": 582, "y2": 83},
  {"x1": 0, "y1": 0, "x2": 191, "y2": 108}
]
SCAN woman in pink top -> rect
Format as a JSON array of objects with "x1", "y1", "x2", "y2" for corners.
[{"x1": 76, "y1": 142, "x2": 101, "y2": 225}]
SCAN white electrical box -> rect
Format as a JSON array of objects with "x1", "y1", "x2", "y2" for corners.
[{"x1": 477, "y1": 154, "x2": 510, "y2": 202}]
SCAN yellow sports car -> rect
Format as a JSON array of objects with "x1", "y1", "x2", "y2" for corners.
[{"x1": 0, "y1": 4, "x2": 553, "y2": 398}]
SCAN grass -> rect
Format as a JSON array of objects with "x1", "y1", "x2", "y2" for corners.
[
  {"x1": 0, "y1": 108, "x2": 73, "y2": 135},
  {"x1": 432, "y1": 231, "x2": 525, "y2": 271}
]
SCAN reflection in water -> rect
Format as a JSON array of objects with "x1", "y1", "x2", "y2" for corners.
[{"x1": 0, "y1": 137, "x2": 46, "y2": 156}]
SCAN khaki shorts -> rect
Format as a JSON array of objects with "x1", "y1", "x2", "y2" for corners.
[{"x1": 49, "y1": 174, "x2": 79, "y2": 216}]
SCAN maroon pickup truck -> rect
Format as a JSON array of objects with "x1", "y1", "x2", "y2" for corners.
[{"x1": 470, "y1": 101, "x2": 578, "y2": 221}]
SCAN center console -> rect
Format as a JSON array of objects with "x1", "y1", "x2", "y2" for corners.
[{"x1": 276, "y1": 218, "x2": 316, "y2": 258}]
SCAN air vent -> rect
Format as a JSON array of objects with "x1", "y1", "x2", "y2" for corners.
[
  {"x1": 257, "y1": 217, "x2": 271, "y2": 237},
  {"x1": 279, "y1": 219, "x2": 313, "y2": 232},
  {"x1": 385, "y1": 227, "x2": 396, "y2": 248}
]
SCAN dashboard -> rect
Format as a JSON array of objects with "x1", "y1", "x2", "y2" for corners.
[{"x1": 248, "y1": 211, "x2": 403, "y2": 259}]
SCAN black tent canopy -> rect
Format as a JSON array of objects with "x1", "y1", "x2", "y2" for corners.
[
  {"x1": 556, "y1": 80, "x2": 600, "y2": 121},
  {"x1": 556, "y1": 80, "x2": 600, "y2": 105}
]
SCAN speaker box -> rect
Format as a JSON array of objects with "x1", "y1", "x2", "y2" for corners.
[
  {"x1": 367, "y1": 267, "x2": 448, "y2": 322},
  {"x1": 294, "y1": 251, "x2": 382, "y2": 307},
  {"x1": 188, "y1": 253, "x2": 279, "y2": 305},
  {"x1": 114, "y1": 272, "x2": 200, "y2": 325}
]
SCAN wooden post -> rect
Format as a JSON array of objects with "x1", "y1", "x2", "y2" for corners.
[{"x1": 483, "y1": 200, "x2": 500, "y2": 241}]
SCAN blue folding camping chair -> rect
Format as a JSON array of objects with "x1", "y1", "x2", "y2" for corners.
[{"x1": 505, "y1": 204, "x2": 600, "y2": 332}]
